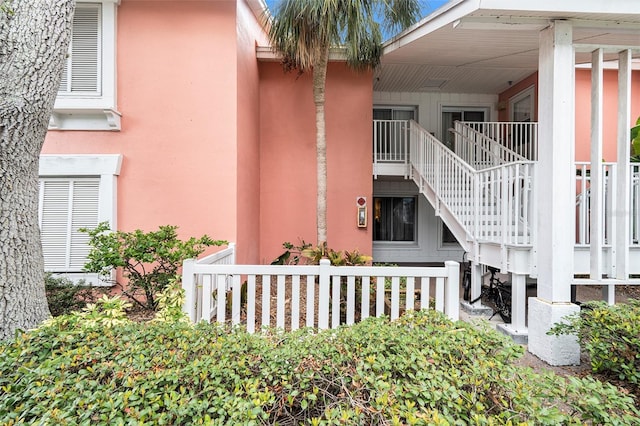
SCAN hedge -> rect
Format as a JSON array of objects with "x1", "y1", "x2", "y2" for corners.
[{"x1": 0, "y1": 301, "x2": 638, "y2": 425}]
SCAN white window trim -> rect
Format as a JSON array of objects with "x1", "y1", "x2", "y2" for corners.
[
  {"x1": 39, "y1": 154, "x2": 122, "y2": 285},
  {"x1": 51, "y1": 0, "x2": 121, "y2": 131}
]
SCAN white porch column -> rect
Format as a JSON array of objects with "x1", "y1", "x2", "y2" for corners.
[
  {"x1": 528, "y1": 21, "x2": 580, "y2": 366},
  {"x1": 615, "y1": 50, "x2": 632, "y2": 281}
]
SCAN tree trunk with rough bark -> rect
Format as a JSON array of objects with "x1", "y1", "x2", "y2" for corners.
[
  {"x1": 313, "y1": 47, "x2": 329, "y2": 247},
  {"x1": 0, "y1": 0, "x2": 75, "y2": 339}
]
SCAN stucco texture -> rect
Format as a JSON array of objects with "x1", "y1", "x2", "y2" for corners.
[{"x1": 258, "y1": 61, "x2": 373, "y2": 263}]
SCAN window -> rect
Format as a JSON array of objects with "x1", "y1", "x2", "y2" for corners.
[
  {"x1": 373, "y1": 197, "x2": 416, "y2": 242},
  {"x1": 51, "y1": 0, "x2": 120, "y2": 131},
  {"x1": 441, "y1": 107, "x2": 488, "y2": 149},
  {"x1": 39, "y1": 154, "x2": 122, "y2": 284},
  {"x1": 39, "y1": 179, "x2": 99, "y2": 271},
  {"x1": 509, "y1": 86, "x2": 535, "y2": 122}
]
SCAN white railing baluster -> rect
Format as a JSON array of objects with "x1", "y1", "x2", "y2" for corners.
[
  {"x1": 202, "y1": 274, "x2": 212, "y2": 323},
  {"x1": 306, "y1": 275, "x2": 315, "y2": 327},
  {"x1": 318, "y1": 260, "x2": 330, "y2": 329},
  {"x1": 361, "y1": 276, "x2": 370, "y2": 320},
  {"x1": 376, "y1": 276, "x2": 385, "y2": 317},
  {"x1": 247, "y1": 275, "x2": 256, "y2": 333},
  {"x1": 262, "y1": 275, "x2": 271, "y2": 328},
  {"x1": 216, "y1": 274, "x2": 226, "y2": 324},
  {"x1": 291, "y1": 275, "x2": 300, "y2": 331},
  {"x1": 331, "y1": 275, "x2": 341, "y2": 329},
  {"x1": 276, "y1": 275, "x2": 286, "y2": 329},
  {"x1": 390, "y1": 276, "x2": 400, "y2": 320},
  {"x1": 231, "y1": 274, "x2": 241, "y2": 325},
  {"x1": 346, "y1": 275, "x2": 355, "y2": 325}
]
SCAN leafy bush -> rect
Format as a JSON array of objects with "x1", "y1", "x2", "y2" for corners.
[
  {"x1": 272, "y1": 240, "x2": 371, "y2": 266},
  {"x1": 549, "y1": 299, "x2": 640, "y2": 388},
  {"x1": 45, "y1": 274, "x2": 103, "y2": 316},
  {"x1": 81, "y1": 222, "x2": 226, "y2": 310},
  {"x1": 1, "y1": 309, "x2": 638, "y2": 424}
]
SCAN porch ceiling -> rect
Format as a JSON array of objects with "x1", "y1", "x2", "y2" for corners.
[{"x1": 377, "y1": 0, "x2": 640, "y2": 95}]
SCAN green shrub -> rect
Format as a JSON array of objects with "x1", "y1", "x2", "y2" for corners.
[
  {"x1": 1, "y1": 309, "x2": 638, "y2": 424},
  {"x1": 45, "y1": 274, "x2": 103, "y2": 316},
  {"x1": 81, "y1": 222, "x2": 226, "y2": 310},
  {"x1": 549, "y1": 299, "x2": 640, "y2": 388},
  {"x1": 272, "y1": 240, "x2": 372, "y2": 266}
]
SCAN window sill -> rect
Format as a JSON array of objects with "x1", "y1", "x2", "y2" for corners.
[
  {"x1": 49, "y1": 107, "x2": 121, "y2": 131},
  {"x1": 373, "y1": 241, "x2": 420, "y2": 249}
]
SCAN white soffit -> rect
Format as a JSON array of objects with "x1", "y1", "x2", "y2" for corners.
[{"x1": 377, "y1": 0, "x2": 640, "y2": 94}]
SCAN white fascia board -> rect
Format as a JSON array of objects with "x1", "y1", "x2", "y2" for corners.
[
  {"x1": 256, "y1": 46, "x2": 348, "y2": 62},
  {"x1": 478, "y1": 0, "x2": 640, "y2": 16},
  {"x1": 247, "y1": 0, "x2": 268, "y2": 20},
  {"x1": 383, "y1": 0, "x2": 480, "y2": 53},
  {"x1": 39, "y1": 154, "x2": 123, "y2": 176}
]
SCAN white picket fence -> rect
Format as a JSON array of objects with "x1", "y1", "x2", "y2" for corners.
[{"x1": 182, "y1": 257, "x2": 460, "y2": 332}]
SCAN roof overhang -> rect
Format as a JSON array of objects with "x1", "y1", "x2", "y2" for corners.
[{"x1": 377, "y1": 0, "x2": 640, "y2": 94}]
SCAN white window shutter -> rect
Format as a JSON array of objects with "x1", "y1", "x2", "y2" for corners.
[
  {"x1": 40, "y1": 181, "x2": 72, "y2": 270},
  {"x1": 39, "y1": 179, "x2": 100, "y2": 272},
  {"x1": 69, "y1": 180, "x2": 100, "y2": 270},
  {"x1": 59, "y1": 3, "x2": 101, "y2": 94}
]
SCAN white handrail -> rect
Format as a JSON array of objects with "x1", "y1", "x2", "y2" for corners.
[
  {"x1": 410, "y1": 120, "x2": 535, "y2": 247},
  {"x1": 462, "y1": 121, "x2": 538, "y2": 161},
  {"x1": 182, "y1": 259, "x2": 460, "y2": 329},
  {"x1": 452, "y1": 121, "x2": 527, "y2": 168}
]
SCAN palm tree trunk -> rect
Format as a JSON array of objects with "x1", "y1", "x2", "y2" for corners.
[
  {"x1": 0, "y1": 0, "x2": 75, "y2": 338},
  {"x1": 313, "y1": 47, "x2": 330, "y2": 246}
]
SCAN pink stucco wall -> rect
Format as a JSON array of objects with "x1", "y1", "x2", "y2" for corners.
[
  {"x1": 499, "y1": 69, "x2": 640, "y2": 162},
  {"x1": 43, "y1": 0, "x2": 268, "y2": 261},
  {"x1": 235, "y1": 0, "x2": 267, "y2": 264},
  {"x1": 258, "y1": 62, "x2": 373, "y2": 263},
  {"x1": 575, "y1": 69, "x2": 640, "y2": 162}
]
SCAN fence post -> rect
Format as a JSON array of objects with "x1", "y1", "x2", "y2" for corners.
[
  {"x1": 444, "y1": 261, "x2": 460, "y2": 321},
  {"x1": 182, "y1": 259, "x2": 196, "y2": 323},
  {"x1": 318, "y1": 259, "x2": 331, "y2": 330}
]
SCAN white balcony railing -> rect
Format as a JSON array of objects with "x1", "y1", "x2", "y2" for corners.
[
  {"x1": 575, "y1": 162, "x2": 640, "y2": 246},
  {"x1": 373, "y1": 120, "x2": 411, "y2": 177}
]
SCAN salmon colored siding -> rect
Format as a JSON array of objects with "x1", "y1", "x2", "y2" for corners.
[
  {"x1": 258, "y1": 62, "x2": 373, "y2": 263},
  {"x1": 574, "y1": 69, "x2": 640, "y2": 162},
  {"x1": 499, "y1": 69, "x2": 640, "y2": 162},
  {"x1": 43, "y1": 1, "x2": 240, "y2": 249},
  {"x1": 235, "y1": 0, "x2": 267, "y2": 263}
]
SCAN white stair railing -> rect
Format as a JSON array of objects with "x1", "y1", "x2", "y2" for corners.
[
  {"x1": 452, "y1": 121, "x2": 527, "y2": 169},
  {"x1": 410, "y1": 120, "x2": 535, "y2": 247},
  {"x1": 463, "y1": 121, "x2": 538, "y2": 161}
]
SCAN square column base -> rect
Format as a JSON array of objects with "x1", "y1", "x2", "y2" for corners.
[
  {"x1": 527, "y1": 297, "x2": 580, "y2": 366},
  {"x1": 496, "y1": 323, "x2": 528, "y2": 345}
]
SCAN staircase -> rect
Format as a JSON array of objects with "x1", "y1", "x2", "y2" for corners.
[
  {"x1": 372, "y1": 118, "x2": 640, "y2": 279},
  {"x1": 409, "y1": 120, "x2": 536, "y2": 273}
]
